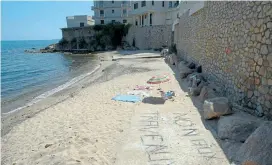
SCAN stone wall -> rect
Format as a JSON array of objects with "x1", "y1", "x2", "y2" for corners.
[
  {"x1": 61, "y1": 27, "x2": 95, "y2": 42},
  {"x1": 126, "y1": 25, "x2": 172, "y2": 49},
  {"x1": 176, "y1": 1, "x2": 272, "y2": 118}
]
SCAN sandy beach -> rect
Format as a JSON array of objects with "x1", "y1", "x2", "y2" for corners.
[{"x1": 2, "y1": 51, "x2": 231, "y2": 165}]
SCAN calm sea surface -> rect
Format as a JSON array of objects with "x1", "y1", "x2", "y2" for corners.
[{"x1": 1, "y1": 40, "x2": 99, "y2": 113}]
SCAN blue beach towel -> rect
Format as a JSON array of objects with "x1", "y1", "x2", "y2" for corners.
[{"x1": 112, "y1": 95, "x2": 141, "y2": 103}]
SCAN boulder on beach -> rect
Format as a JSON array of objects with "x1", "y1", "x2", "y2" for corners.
[
  {"x1": 198, "y1": 86, "x2": 217, "y2": 102},
  {"x1": 203, "y1": 97, "x2": 232, "y2": 119},
  {"x1": 237, "y1": 122, "x2": 272, "y2": 165},
  {"x1": 187, "y1": 73, "x2": 206, "y2": 96},
  {"x1": 178, "y1": 61, "x2": 195, "y2": 79},
  {"x1": 160, "y1": 48, "x2": 169, "y2": 57},
  {"x1": 187, "y1": 73, "x2": 204, "y2": 87},
  {"x1": 188, "y1": 81, "x2": 205, "y2": 96},
  {"x1": 218, "y1": 115, "x2": 261, "y2": 142},
  {"x1": 187, "y1": 62, "x2": 196, "y2": 69},
  {"x1": 180, "y1": 68, "x2": 194, "y2": 79},
  {"x1": 168, "y1": 54, "x2": 178, "y2": 66},
  {"x1": 177, "y1": 61, "x2": 188, "y2": 71}
]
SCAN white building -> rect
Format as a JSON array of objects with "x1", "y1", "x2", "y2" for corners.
[
  {"x1": 66, "y1": 15, "x2": 94, "y2": 28},
  {"x1": 91, "y1": 1, "x2": 132, "y2": 25},
  {"x1": 130, "y1": 1, "x2": 180, "y2": 26}
]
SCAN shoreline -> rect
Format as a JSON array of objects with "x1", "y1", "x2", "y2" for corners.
[
  {"x1": 2, "y1": 64, "x2": 102, "y2": 116},
  {"x1": 1, "y1": 51, "x2": 100, "y2": 114},
  {"x1": 1, "y1": 52, "x2": 115, "y2": 136}
]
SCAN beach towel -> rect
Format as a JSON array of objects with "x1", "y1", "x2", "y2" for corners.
[{"x1": 112, "y1": 95, "x2": 141, "y2": 103}]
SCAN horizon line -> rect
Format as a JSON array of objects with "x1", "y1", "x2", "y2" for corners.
[{"x1": 1, "y1": 39, "x2": 61, "y2": 42}]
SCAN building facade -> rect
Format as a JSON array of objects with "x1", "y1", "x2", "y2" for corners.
[
  {"x1": 91, "y1": 1, "x2": 132, "y2": 25},
  {"x1": 66, "y1": 15, "x2": 94, "y2": 28},
  {"x1": 130, "y1": 1, "x2": 180, "y2": 27}
]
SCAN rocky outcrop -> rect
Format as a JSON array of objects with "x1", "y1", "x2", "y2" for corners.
[
  {"x1": 237, "y1": 122, "x2": 272, "y2": 165},
  {"x1": 203, "y1": 97, "x2": 232, "y2": 119},
  {"x1": 25, "y1": 44, "x2": 58, "y2": 53},
  {"x1": 218, "y1": 116, "x2": 261, "y2": 142}
]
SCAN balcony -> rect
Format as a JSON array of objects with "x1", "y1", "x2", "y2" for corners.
[{"x1": 91, "y1": 3, "x2": 104, "y2": 10}]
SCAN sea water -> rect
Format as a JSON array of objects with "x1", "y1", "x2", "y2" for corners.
[{"x1": 1, "y1": 40, "x2": 99, "y2": 114}]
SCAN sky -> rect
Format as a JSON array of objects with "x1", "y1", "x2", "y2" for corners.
[{"x1": 1, "y1": 1, "x2": 94, "y2": 41}]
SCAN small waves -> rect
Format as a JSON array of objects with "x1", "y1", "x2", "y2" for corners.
[{"x1": 2, "y1": 64, "x2": 101, "y2": 115}]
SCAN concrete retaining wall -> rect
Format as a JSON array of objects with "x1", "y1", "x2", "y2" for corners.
[{"x1": 126, "y1": 25, "x2": 172, "y2": 49}]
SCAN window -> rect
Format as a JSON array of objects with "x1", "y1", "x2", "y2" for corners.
[
  {"x1": 141, "y1": 1, "x2": 146, "y2": 7},
  {"x1": 150, "y1": 13, "x2": 152, "y2": 26},
  {"x1": 112, "y1": 10, "x2": 114, "y2": 13},
  {"x1": 99, "y1": 1, "x2": 103, "y2": 7},
  {"x1": 162, "y1": 1, "x2": 164, "y2": 7},
  {"x1": 152, "y1": 0, "x2": 154, "y2": 5},
  {"x1": 100, "y1": 10, "x2": 104, "y2": 15},
  {"x1": 112, "y1": 20, "x2": 116, "y2": 23},
  {"x1": 123, "y1": 9, "x2": 127, "y2": 14},
  {"x1": 169, "y1": 1, "x2": 172, "y2": 8},
  {"x1": 174, "y1": 0, "x2": 179, "y2": 7},
  {"x1": 112, "y1": 0, "x2": 114, "y2": 3},
  {"x1": 145, "y1": 15, "x2": 147, "y2": 19},
  {"x1": 134, "y1": 3, "x2": 138, "y2": 9},
  {"x1": 101, "y1": 20, "x2": 104, "y2": 24},
  {"x1": 80, "y1": 22, "x2": 84, "y2": 27},
  {"x1": 122, "y1": 1, "x2": 126, "y2": 4},
  {"x1": 123, "y1": 20, "x2": 127, "y2": 23}
]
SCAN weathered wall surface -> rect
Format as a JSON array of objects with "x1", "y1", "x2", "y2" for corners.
[
  {"x1": 61, "y1": 27, "x2": 95, "y2": 42},
  {"x1": 126, "y1": 25, "x2": 172, "y2": 49},
  {"x1": 176, "y1": 1, "x2": 272, "y2": 118}
]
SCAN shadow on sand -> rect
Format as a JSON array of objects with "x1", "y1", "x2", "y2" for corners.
[
  {"x1": 142, "y1": 97, "x2": 166, "y2": 105},
  {"x1": 166, "y1": 60, "x2": 242, "y2": 164}
]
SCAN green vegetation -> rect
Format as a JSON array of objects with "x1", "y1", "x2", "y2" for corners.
[
  {"x1": 78, "y1": 38, "x2": 88, "y2": 49},
  {"x1": 58, "y1": 38, "x2": 68, "y2": 48},
  {"x1": 59, "y1": 23, "x2": 132, "y2": 52},
  {"x1": 70, "y1": 38, "x2": 77, "y2": 49},
  {"x1": 93, "y1": 23, "x2": 132, "y2": 48}
]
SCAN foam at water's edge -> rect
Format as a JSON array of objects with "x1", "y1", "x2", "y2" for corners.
[{"x1": 2, "y1": 64, "x2": 101, "y2": 115}]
